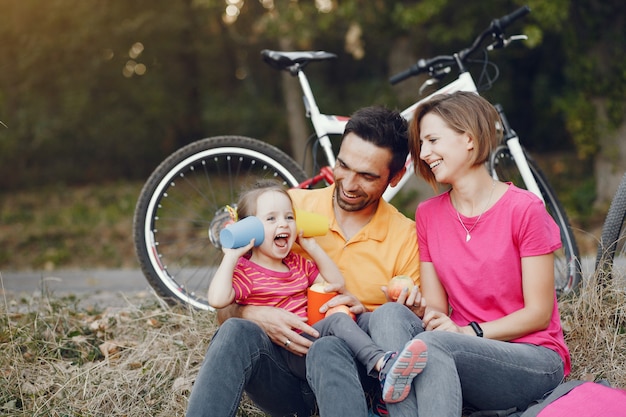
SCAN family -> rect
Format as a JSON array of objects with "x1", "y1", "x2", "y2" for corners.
[{"x1": 185, "y1": 91, "x2": 571, "y2": 417}]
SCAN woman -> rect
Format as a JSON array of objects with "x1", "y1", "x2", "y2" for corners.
[{"x1": 406, "y1": 91, "x2": 570, "y2": 416}]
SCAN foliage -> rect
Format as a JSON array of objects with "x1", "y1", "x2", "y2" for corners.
[
  {"x1": 554, "y1": 1, "x2": 626, "y2": 159},
  {"x1": 0, "y1": 0, "x2": 608, "y2": 187}
]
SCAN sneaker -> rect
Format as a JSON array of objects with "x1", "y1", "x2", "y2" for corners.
[
  {"x1": 378, "y1": 339, "x2": 428, "y2": 404},
  {"x1": 371, "y1": 394, "x2": 389, "y2": 416}
]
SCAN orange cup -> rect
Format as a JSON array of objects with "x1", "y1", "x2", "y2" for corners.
[
  {"x1": 296, "y1": 209, "x2": 329, "y2": 237},
  {"x1": 307, "y1": 284, "x2": 337, "y2": 325}
]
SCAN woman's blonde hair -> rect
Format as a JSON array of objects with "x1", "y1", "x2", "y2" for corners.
[{"x1": 408, "y1": 91, "x2": 502, "y2": 191}]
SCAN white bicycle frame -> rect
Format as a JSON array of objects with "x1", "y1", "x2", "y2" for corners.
[{"x1": 298, "y1": 66, "x2": 544, "y2": 203}]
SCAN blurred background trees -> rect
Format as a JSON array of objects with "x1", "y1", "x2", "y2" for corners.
[{"x1": 0, "y1": 0, "x2": 624, "y2": 222}]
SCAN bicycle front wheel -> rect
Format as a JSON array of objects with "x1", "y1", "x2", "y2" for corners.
[
  {"x1": 489, "y1": 145, "x2": 582, "y2": 297},
  {"x1": 595, "y1": 172, "x2": 626, "y2": 283},
  {"x1": 133, "y1": 135, "x2": 308, "y2": 310}
]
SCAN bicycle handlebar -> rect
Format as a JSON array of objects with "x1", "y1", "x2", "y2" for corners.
[{"x1": 389, "y1": 5, "x2": 530, "y2": 85}]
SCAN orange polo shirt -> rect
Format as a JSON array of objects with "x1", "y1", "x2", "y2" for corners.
[{"x1": 289, "y1": 185, "x2": 419, "y2": 311}]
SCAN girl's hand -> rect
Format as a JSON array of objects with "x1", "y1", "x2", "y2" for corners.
[
  {"x1": 222, "y1": 239, "x2": 255, "y2": 258},
  {"x1": 296, "y1": 233, "x2": 318, "y2": 254}
]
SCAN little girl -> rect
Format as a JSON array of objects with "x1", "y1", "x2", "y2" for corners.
[{"x1": 208, "y1": 180, "x2": 427, "y2": 404}]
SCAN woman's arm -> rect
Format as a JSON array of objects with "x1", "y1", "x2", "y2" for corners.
[
  {"x1": 473, "y1": 253, "x2": 555, "y2": 340},
  {"x1": 423, "y1": 254, "x2": 556, "y2": 340},
  {"x1": 419, "y1": 261, "x2": 448, "y2": 315}
]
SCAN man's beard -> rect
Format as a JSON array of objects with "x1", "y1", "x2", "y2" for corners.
[{"x1": 334, "y1": 183, "x2": 370, "y2": 212}]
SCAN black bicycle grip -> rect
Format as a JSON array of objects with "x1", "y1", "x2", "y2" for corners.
[
  {"x1": 496, "y1": 5, "x2": 531, "y2": 30},
  {"x1": 389, "y1": 66, "x2": 417, "y2": 85}
]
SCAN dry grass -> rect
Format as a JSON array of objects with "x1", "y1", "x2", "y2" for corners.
[
  {"x1": 0, "y1": 277, "x2": 268, "y2": 417},
  {"x1": 1, "y1": 270, "x2": 625, "y2": 417},
  {"x1": 559, "y1": 270, "x2": 626, "y2": 387}
]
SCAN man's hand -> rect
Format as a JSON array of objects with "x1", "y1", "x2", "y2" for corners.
[
  {"x1": 318, "y1": 288, "x2": 367, "y2": 316},
  {"x1": 241, "y1": 305, "x2": 319, "y2": 356},
  {"x1": 381, "y1": 284, "x2": 426, "y2": 318}
]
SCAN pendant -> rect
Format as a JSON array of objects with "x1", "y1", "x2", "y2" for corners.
[{"x1": 466, "y1": 233, "x2": 471, "y2": 242}]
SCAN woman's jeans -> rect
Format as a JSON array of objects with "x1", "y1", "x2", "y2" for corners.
[
  {"x1": 185, "y1": 303, "x2": 423, "y2": 417},
  {"x1": 387, "y1": 331, "x2": 565, "y2": 417}
]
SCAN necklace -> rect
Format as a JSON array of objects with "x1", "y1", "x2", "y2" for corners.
[{"x1": 454, "y1": 180, "x2": 496, "y2": 242}]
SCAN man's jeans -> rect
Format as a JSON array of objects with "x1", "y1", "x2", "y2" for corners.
[{"x1": 185, "y1": 303, "x2": 423, "y2": 417}]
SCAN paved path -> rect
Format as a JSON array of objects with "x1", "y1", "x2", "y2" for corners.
[
  {"x1": 0, "y1": 257, "x2": 610, "y2": 312},
  {"x1": 0, "y1": 269, "x2": 154, "y2": 309}
]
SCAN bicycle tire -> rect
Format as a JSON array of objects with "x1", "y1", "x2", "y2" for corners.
[
  {"x1": 595, "y1": 172, "x2": 626, "y2": 283},
  {"x1": 489, "y1": 145, "x2": 582, "y2": 297},
  {"x1": 133, "y1": 135, "x2": 308, "y2": 310}
]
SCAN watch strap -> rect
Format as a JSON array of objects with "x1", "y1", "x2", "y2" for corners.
[{"x1": 469, "y1": 321, "x2": 483, "y2": 337}]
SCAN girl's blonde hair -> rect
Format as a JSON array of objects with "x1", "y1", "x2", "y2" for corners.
[
  {"x1": 236, "y1": 180, "x2": 293, "y2": 219},
  {"x1": 408, "y1": 91, "x2": 502, "y2": 191}
]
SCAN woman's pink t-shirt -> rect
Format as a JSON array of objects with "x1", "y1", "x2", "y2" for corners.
[{"x1": 416, "y1": 184, "x2": 571, "y2": 375}]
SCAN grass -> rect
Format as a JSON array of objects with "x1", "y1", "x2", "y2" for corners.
[
  {"x1": 1, "y1": 269, "x2": 625, "y2": 416},
  {"x1": 1, "y1": 183, "x2": 625, "y2": 415},
  {"x1": 0, "y1": 182, "x2": 141, "y2": 271}
]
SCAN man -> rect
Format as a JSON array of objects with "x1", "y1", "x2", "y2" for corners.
[{"x1": 186, "y1": 106, "x2": 425, "y2": 417}]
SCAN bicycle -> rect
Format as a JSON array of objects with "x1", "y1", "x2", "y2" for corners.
[
  {"x1": 133, "y1": 6, "x2": 581, "y2": 311},
  {"x1": 595, "y1": 172, "x2": 626, "y2": 282}
]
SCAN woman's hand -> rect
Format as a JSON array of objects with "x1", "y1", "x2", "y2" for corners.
[{"x1": 423, "y1": 309, "x2": 465, "y2": 333}]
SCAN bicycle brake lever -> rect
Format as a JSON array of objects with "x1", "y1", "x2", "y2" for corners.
[
  {"x1": 419, "y1": 78, "x2": 439, "y2": 96},
  {"x1": 487, "y1": 34, "x2": 528, "y2": 51}
]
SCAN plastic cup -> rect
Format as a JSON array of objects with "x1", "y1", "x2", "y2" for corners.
[
  {"x1": 219, "y1": 216, "x2": 265, "y2": 249},
  {"x1": 296, "y1": 209, "x2": 329, "y2": 237},
  {"x1": 307, "y1": 284, "x2": 337, "y2": 325}
]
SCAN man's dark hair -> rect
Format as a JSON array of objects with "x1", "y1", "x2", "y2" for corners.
[{"x1": 342, "y1": 106, "x2": 409, "y2": 180}]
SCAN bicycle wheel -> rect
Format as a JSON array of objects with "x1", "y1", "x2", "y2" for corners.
[
  {"x1": 133, "y1": 135, "x2": 308, "y2": 310},
  {"x1": 489, "y1": 145, "x2": 582, "y2": 297},
  {"x1": 595, "y1": 172, "x2": 626, "y2": 283}
]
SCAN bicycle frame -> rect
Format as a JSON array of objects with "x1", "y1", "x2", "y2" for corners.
[{"x1": 299, "y1": 64, "x2": 545, "y2": 204}]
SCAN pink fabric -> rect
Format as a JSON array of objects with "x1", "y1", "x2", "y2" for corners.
[
  {"x1": 232, "y1": 252, "x2": 319, "y2": 319},
  {"x1": 416, "y1": 184, "x2": 571, "y2": 374},
  {"x1": 541, "y1": 383, "x2": 626, "y2": 416}
]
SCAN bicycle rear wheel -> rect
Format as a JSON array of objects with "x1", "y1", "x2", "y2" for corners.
[
  {"x1": 133, "y1": 135, "x2": 308, "y2": 310},
  {"x1": 489, "y1": 145, "x2": 582, "y2": 297},
  {"x1": 595, "y1": 172, "x2": 626, "y2": 283}
]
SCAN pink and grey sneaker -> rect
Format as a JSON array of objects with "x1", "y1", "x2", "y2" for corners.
[{"x1": 378, "y1": 339, "x2": 428, "y2": 404}]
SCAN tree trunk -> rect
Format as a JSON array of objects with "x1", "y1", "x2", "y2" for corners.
[{"x1": 278, "y1": 37, "x2": 311, "y2": 174}]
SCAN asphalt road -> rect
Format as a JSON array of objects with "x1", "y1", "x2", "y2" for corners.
[
  {"x1": 1, "y1": 268, "x2": 154, "y2": 309},
  {"x1": 0, "y1": 257, "x2": 607, "y2": 312}
]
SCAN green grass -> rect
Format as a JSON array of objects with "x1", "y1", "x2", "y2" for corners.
[{"x1": 0, "y1": 183, "x2": 141, "y2": 270}]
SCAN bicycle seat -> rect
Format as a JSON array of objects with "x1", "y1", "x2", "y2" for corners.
[{"x1": 261, "y1": 50, "x2": 337, "y2": 71}]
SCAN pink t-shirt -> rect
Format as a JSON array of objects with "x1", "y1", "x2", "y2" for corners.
[
  {"x1": 232, "y1": 252, "x2": 320, "y2": 319},
  {"x1": 416, "y1": 184, "x2": 571, "y2": 375}
]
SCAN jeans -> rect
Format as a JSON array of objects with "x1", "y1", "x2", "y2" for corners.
[
  {"x1": 389, "y1": 331, "x2": 565, "y2": 417},
  {"x1": 285, "y1": 312, "x2": 388, "y2": 380},
  {"x1": 185, "y1": 302, "x2": 423, "y2": 417}
]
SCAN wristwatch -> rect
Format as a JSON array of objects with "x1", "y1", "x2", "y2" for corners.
[{"x1": 469, "y1": 321, "x2": 483, "y2": 337}]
